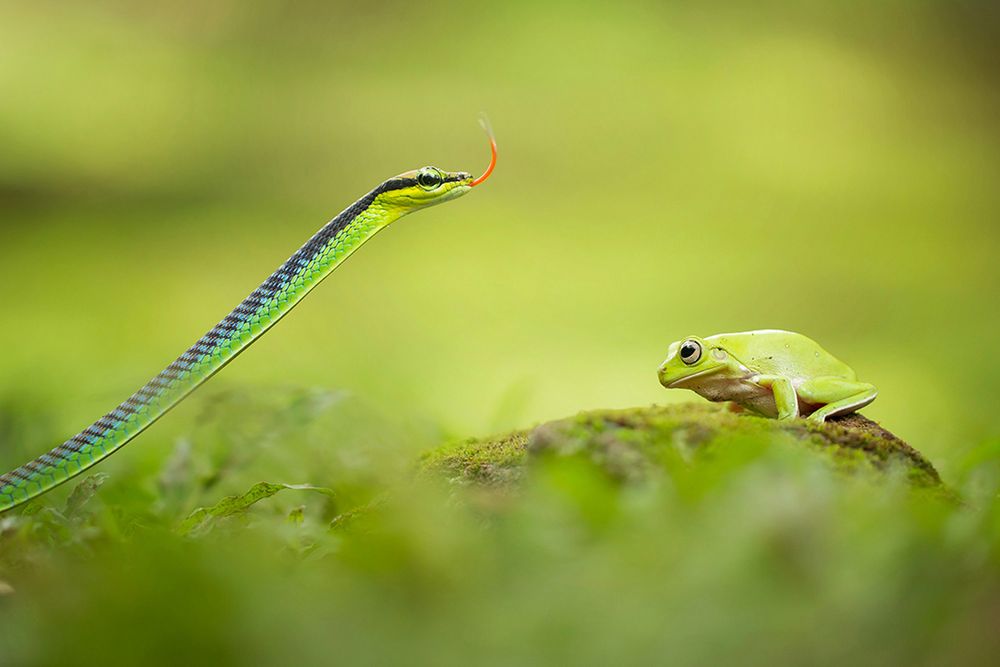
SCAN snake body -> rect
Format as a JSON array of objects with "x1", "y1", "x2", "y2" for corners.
[{"x1": 0, "y1": 138, "x2": 495, "y2": 512}]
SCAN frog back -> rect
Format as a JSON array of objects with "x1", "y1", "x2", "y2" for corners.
[{"x1": 706, "y1": 330, "x2": 856, "y2": 381}]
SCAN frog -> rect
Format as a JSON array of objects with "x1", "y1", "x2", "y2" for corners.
[{"x1": 657, "y1": 330, "x2": 876, "y2": 422}]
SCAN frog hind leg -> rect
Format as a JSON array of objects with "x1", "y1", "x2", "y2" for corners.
[
  {"x1": 798, "y1": 377, "x2": 877, "y2": 423},
  {"x1": 750, "y1": 374, "x2": 799, "y2": 420}
]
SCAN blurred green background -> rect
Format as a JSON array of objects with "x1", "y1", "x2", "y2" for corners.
[
  {"x1": 1, "y1": 0, "x2": 998, "y2": 465},
  {"x1": 1, "y1": 1, "x2": 998, "y2": 665}
]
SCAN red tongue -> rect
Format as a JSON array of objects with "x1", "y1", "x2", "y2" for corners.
[{"x1": 470, "y1": 116, "x2": 497, "y2": 187}]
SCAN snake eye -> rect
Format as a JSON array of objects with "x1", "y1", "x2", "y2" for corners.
[
  {"x1": 417, "y1": 167, "x2": 444, "y2": 190},
  {"x1": 679, "y1": 340, "x2": 702, "y2": 365}
]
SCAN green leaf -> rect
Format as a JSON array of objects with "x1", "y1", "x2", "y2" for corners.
[
  {"x1": 178, "y1": 482, "x2": 335, "y2": 537},
  {"x1": 287, "y1": 506, "x2": 305, "y2": 525},
  {"x1": 64, "y1": 473, "x2": 110, "y2": 518}
]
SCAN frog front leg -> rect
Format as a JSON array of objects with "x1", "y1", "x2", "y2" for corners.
[
  {"x1": 797, "y1": 377, "x2": 877, "y2": 423},
  {"x1": 750, "y1": 374, "x2": 800, "y2": 420}
]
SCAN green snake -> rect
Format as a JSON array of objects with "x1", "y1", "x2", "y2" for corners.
[{"x1": 0, "y1": 127, "x2": 497, "y2": 513}]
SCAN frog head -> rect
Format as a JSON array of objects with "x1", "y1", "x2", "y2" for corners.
[{"x1": 657, "y1": 335, "x2": 747, "y2": 389}]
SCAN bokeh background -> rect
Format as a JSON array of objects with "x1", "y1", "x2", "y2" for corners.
[
  {"x1": 1, "y1": 1, "x2": 998, "y2": 464},
  {"x1": 1, "y1": 1, "x2": 998, "y2": 665}
]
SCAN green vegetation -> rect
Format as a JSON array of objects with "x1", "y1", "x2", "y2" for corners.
[{"x1": 1, "y1": 395, "x2": 998, "y2": 664}]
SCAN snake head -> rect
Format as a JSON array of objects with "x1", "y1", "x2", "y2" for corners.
[
  {"x1": 375, "y1": 166, "x2": 475, "y2": 212},
  {"x1": 373, "y1": 118, "x2": 496, "y2": 215}
]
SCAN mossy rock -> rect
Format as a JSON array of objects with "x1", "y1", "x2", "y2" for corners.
[{"x1": 421, "y1": 403, "x2": 942, "y2": 489}]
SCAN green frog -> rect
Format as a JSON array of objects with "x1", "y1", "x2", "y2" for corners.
[{"x1": 657, "y1": 330, "x2": 876, "y2": 422}]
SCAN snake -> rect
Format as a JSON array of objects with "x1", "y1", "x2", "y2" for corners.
[{"x1": 0, "y1": 124, "x2": 497, "y2": 513}]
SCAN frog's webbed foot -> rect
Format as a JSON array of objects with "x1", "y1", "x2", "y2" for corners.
[{"x1": 798, "y1": 377, "x2": 877, "y2": 423}]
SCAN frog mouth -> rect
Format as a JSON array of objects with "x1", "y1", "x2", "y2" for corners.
[{"x1": 667, "y1": 366, "x2": 724, "y2": 388}]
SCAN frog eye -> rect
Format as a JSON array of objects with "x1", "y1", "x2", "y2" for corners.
[
  {"x1": 417, "y1": 167, "x2": 444, "y2": 190},
  {"x1": 679, "y1": 340, "x2": 702, "y2": 365}
]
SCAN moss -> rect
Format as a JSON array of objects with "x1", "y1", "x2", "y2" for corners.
[
  {"x1": 422, "y1": 403, "x2": 944, "y2": 490},
  {"x1": 420, "y1": 430, "x2": 531, "y2": 485}
]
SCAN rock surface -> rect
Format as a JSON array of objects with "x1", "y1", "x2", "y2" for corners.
[{"x1": 421, "y1": 403, "x2": 942, "y2": 488}]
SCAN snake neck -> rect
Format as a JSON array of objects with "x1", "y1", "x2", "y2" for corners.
[{"x1": 0, "y1": 187, "x2": 404, "y2": 512}]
